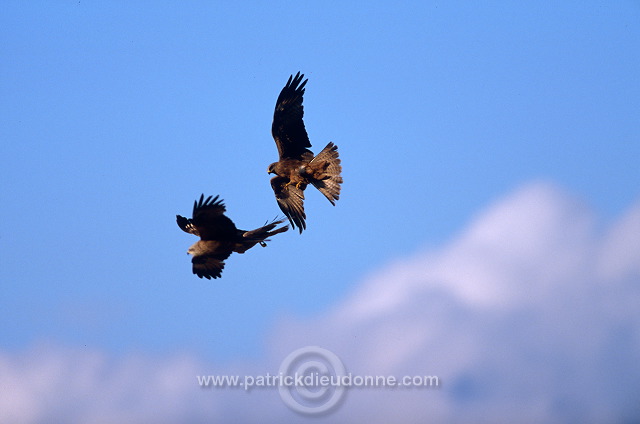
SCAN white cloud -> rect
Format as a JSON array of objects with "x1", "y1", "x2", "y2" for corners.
[
  {"x1": 2, "y1": 182, "x2": 639, "y2": 423},
  {"x1": 0, "y1": 344, "x2": 219, "y2": 423}
]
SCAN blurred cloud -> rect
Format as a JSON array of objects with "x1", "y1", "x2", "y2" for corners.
[{"x1": 2, "y1": 181, "x2": 639, "y2": 423}]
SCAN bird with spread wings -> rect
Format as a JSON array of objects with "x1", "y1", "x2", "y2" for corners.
[
  {"x1": 267, "y1": 72, "x2": 343, "y2": 233},
  {"x1": 176, "y1": 194, "x2": 288, "y2": 279}
]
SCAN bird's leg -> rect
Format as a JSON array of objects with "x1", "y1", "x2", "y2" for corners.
[
  {"x1": 284, "y1": 180, "x2": 305, "y2": 190},
  {"x1": 259, "y1": 241, "x2": 267, "y2": 247}
]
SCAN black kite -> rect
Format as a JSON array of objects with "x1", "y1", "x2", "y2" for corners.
[
  {"x1": 176, "y1": 194, "x2": 288, "y2": 279},
  {"x1": 267, "y1": 72, "x2": 343, "y2": 233}
]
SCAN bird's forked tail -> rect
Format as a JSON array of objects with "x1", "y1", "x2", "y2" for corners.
[
  {"x1": 308, "y1": 142, "x2": 343, "y2": 205},
  {"x1": 235, "y1": 219, "x2": 289, "y2": 253}
]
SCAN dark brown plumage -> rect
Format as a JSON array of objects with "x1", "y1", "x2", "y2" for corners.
[
  {"x1": 267, "y1": 72, "x2": 343, "y2": 233},
  {"x1": 176, "y1": 194, "x2": 288, "y2": 279}
]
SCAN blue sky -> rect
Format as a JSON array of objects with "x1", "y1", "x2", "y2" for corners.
[{"x1": 1, "y1": 1, "x2": 639, "y2": 422}]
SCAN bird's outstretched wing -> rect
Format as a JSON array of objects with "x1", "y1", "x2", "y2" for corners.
[
  {"x1": 271, "y1": 72, "x2": 313, "y2": 160},
  {"x1": 176, "y1": 194, "x2": 238, "y2": 240},
  {"x1": 191, "y1": 249, "x2": 232, "y2": 280},
  {"x1": 270, "y1": 176, "x2": 306, "y2": 233},
  {"x1": 176, "y1": 214, "x2": 198, "y2": 235}
]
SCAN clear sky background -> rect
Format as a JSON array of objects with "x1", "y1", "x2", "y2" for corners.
[{"x1": 1, "y1": 1, "x2": 639, "y2": 423}]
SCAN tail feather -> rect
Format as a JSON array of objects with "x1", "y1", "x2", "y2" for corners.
[
  {"x1": 235, "y1": 219, "x2": 289, "y2": 253},
  {"x1": 309, "y1": 142, "x2": 342, "y2": 205}
]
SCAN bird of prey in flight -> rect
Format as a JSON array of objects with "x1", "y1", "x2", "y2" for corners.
[
  {"x1": 267, "y1": 72, "x2": 343, "y2": 233},
  {"x1": 176, "y1": 194, "x2": 288, "y2": 279}
]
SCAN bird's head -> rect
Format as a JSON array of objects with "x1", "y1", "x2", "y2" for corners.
[
  {"x1": 187, "y1": 241, "x2": 205, "y2": 257},
  {"x1": 267, "y1": 162, "x2": 277, "y2": 175}
]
